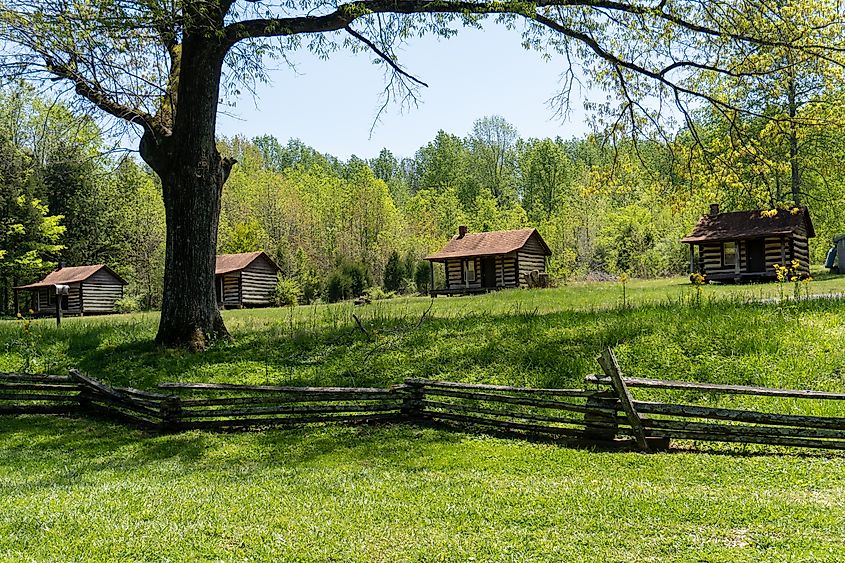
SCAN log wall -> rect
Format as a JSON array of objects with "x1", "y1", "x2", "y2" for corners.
[
  {"x1": 81, "y1": 269, "x2": 125, "y2": 313},
  {"x1": 218, "y1": 273, "x2": 240, "y2": 307},
  {"x1": 240, "y1": 255, "x2": 278, "y2": 306}
]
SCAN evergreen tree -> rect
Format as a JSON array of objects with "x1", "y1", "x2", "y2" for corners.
[{"x1": 383, "y1": 251, "x2": 403, "y2": 292}]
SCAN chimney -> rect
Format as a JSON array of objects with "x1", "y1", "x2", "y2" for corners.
[
  {"x1": 709, "y1": 203, "x2": 720, "y2": 216},
  {"x1": 458, "y1": 225, "x2": 468, "y2": 238},
  {"x1": 57, "y1": 261, "x2": 65, "y2": 270}
]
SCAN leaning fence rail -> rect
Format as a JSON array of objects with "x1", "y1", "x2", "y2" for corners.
[{"x1": 586, "y1": 348, "x2": 845, "y2": 451}]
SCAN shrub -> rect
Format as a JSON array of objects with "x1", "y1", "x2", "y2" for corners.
[
  {"x1": 324, "y1": 259, "x2": 371, "y2": 303},
  {"x1": 291, "y1": 248, "x2": 321, "y2": 303},
  {"x1": 383, "y1": 250, "x2": 403, "y2": 292},
  {"x1": 363, "y1": 286, "x2": 394, "y2": 301},
  {"x1": 414, "y1": 261, "x2": 430, "y2": 293},
  {"x1": 114, "y1": 296, "x2": 141, "y2": 313},
  {"x1": 274, "y1": 275, "x2": 302, "y2": 307}
]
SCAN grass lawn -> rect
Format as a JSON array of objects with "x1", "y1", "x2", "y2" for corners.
[
  {"x1": 3, "y1": 418, "x2": 845, "y2": 561},
  {"x1": 2, "y1": 274, "x2": 845, "y2": 560}
]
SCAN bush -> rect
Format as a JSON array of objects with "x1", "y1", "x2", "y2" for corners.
[
  {"x1": 274, "y1": 275, "x2": 302, "y2": 307},
  {"x1": 291, "y1": 248, "x2": 321, "y2": 303},
  {"x1": 383, "y1": 250, "x2": 403, "y2": 292},
  {"x1": 324, "y1": 259, "x2": 371, "y2": 303},
  {"x1": 414, "y1": 261, "x2": 430, "y2": 293},
  {"x1": 363, "y1": 286, "x2": 395, "y2": 301},
  {"x1": 114, "y1": 296, "x2": 141, "y2": 314}
]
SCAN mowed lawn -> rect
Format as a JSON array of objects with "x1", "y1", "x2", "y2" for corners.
[{"x1": 2, "y1": 275, "x2": 845, "y2": 560}]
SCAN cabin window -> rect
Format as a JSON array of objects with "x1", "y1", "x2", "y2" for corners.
[
  {"x1": 722, "y1": 242, "x2": 737, "y2": 268},
  {"x1": 463, "y1": 259, "x2": 476, "y2": 283}
]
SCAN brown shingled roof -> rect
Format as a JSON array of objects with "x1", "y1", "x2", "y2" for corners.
[
  {"x1": 216, "y1": 251, "x2": 279, "y2": 274},
  {"x1": 681, "y1": 208, "x2": 815, "y2": 244},
  {"x1": 15, "y1": 265, "x2": 127, "y2": 290},
  {"x1": 425, "y1": 228, "x2": 551, "y2": 261}
]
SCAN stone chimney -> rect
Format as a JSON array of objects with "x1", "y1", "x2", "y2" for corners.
[
  {"x1": 57, "y1": 261, "x2": 65, "y2": 270},
  {"x1": 709, "y1": 203, "x2": 720, "y2": 216},
  {"x1": 458, "y1": 225, "x2": 468, "y2": 238}
]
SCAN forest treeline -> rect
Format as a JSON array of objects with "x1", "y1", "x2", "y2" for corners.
[{"x1": 2, "y1": 84, "x2": 844, "y2": 312}]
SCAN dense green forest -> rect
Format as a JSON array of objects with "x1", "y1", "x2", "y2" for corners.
[{"x1": 2, "y1": 84, "x2": 844, "y2": 313}]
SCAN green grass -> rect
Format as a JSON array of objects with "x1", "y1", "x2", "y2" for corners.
[
  {"x1": 2, "y1": 275, "x2": 845, "y2": 560},
  {"x1": 3, "y1": 417, "x2": 845, "y2": 561}
]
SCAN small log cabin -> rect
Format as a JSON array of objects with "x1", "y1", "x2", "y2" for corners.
[
  {"x1": 682, "y1": 204, "x2": 814, "y2": 282},
  {"x1": 216, "y1": 251, "x2": 281, "y2": 308},
  {"x1": 424, "y1": 226, "x2": 552, "y2": 295},
  {"x1": 14, "y1": 264, "x2": 127, "y2": 315}
]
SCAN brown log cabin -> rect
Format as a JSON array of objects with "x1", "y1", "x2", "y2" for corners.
[
  {"x1": 424, "y1": 226, "x2": 552, "y2": 295},
  {"x1": 215, "y1": 251, "x2": 281, "y2": 308},
  {"x1": 682, "y1": 204, "x2": 814, "y2": 282},
  {"x1": 14, "y1": 264, "x2": 127, "y2": 315}
]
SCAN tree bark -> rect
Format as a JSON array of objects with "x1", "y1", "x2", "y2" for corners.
[{"x1": 140, "y1": 32, "x2": 234, "y2": 349}]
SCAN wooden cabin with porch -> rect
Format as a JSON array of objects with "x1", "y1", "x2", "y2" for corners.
[
  {"x1": 425, "y1": 226, "x2": 552, "y2": 295},
  {"x1": 215, "y1": 251, "x2": 281, "y2": 308},
  {"x1": 14, "y1": 264, "x2": 127, "y2": 315},
  {"x1": 682, "y1": 204, "x2": 814, "y2": 282}
]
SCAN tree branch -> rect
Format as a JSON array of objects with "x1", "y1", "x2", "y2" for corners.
[
  {"x1": 344, "y1": 25, "x2": 428, "y2": 88},
  {"x1": 42, "y1": 55, "x2": 165, "y2": 139}
]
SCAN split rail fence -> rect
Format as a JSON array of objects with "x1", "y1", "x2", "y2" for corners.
[{"x1": 4, "y1": 348, "x2": 845, "y2": 452}]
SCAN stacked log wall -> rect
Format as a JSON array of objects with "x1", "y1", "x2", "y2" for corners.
[
  {"x1": 241, "y1": 256, "x2": 279, "y2": 306},
  {"x1": 81, "y1": 269, "x2": 124, "y2": 313},
  {"x1": 517, "y1": 235, "x2": 547, "y2": 287}
]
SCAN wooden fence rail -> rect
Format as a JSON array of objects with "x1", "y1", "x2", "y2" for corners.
[
  {"x1": 5, "y1": 348, "x2": 845, "y2": 453},
  {"x1": 585, "y1": 348, "x2": 845, "y2": 451}
]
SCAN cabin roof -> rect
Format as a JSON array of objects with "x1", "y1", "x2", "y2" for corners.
[
  {"x1": 215, "y1": 251, "x2": 280, "y2": 274},
  {"x1": 681, "y1": 207, "x2": 815, "y2": 244},
  {"x1": 425, "y1": 228, "x2": 551, "y2": 261},
  {"x1": 15, "y1": 264, "x2": 127, "y2": 290}
]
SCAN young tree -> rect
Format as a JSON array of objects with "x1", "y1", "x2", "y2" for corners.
[
  {"x1": 3, "y1": 0, "x2": 842, "y2": 347},
  {"x1": 383, "y1": 250, "x2": 403, "y2": 292}
]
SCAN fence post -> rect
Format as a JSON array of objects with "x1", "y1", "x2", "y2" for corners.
[
  {"x1": 159, "y1": 395, "x2": 182, "y2": 433},
  {"x1": 69, "y1": 369, "x2": 92, "y2": 415},
  {"x1": 402, "y1": 379, "x2": 425, "y2": 421},
  {"x1": 583, "y1": 390, "x2": 619, "y2": 441}
]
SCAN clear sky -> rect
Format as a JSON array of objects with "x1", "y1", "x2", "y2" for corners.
[{"x1": 216, "y1": 23, "x2": 599, "y2": 161}]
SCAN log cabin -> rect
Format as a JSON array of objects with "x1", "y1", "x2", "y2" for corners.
[
  {"x1": 424, "y1": 226, "x2": 552, "y2": 295},
  {"x1": 14, "y1": 264, "x2": 127, "y2": 315},
  {"x1": 682, "y1": 204, "x2": 814, "y2": 282},
  {"x1": 215, "y1": 251, "x2": 281, "y2": 308}
]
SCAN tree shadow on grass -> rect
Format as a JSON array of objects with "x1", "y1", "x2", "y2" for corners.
[{"x1": 0, "y1": 415, "x2": 471, "y2": 490}]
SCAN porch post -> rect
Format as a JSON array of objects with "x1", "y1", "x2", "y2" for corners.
[
  {"x1": 735, "y1": 242, "x2": 741, "y2": 274},
  {"x1": 688, "y1": 245, "x2": 696, "y2": 273},
  {"x1": 429, "y1": 261, "x2": 434, "y2": 293}
]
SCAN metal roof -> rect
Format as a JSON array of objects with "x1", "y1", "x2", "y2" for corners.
[
  {"x1": 15, "y1": 265, "x2": 127, "y2": 290},
  {"x1": 425, "y1": 228, "x2": 551, "y2": 261},
  {"x1": 681, "y1": 208, "x2": 815, "y2": 244}
]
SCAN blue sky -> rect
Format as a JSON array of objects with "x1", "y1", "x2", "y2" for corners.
[{"x1": 216, "y1": 23, "x2": 599, "y2": 160}]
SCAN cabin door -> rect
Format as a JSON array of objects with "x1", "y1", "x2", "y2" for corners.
[
  {"x1": 746, "y1": 239, "x2": 766, "y2": 273},
  {"x1": 481, "y1": 257, "x2": 497, "y2": 289}
]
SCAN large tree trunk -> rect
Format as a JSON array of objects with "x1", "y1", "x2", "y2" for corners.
[{"x1": 141, "y1": 33, "x2": 234, "y2": 349}]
